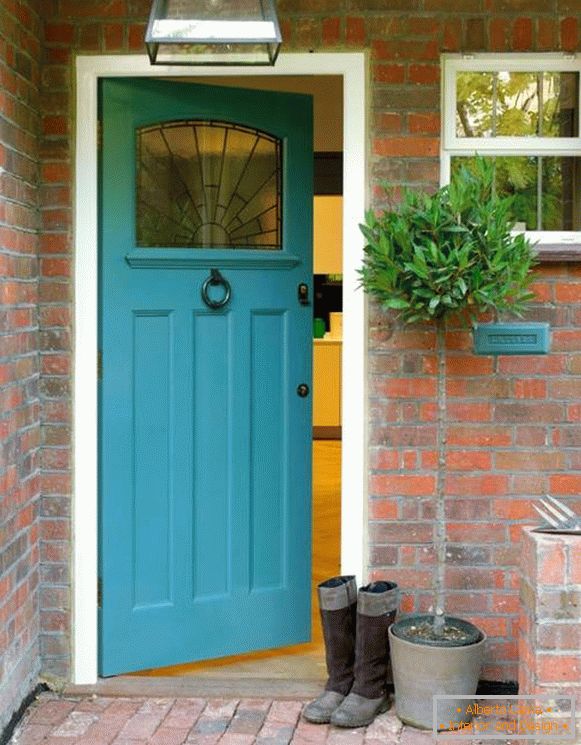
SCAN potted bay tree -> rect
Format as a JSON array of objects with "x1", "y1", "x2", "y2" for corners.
[{"x1": 359, "y1": 157, "x2": 537, "y2": 730}]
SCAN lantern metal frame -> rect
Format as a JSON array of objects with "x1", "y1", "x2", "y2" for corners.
[{"x1": 145, "y1": 0, "x2": 282, "y2": 66}]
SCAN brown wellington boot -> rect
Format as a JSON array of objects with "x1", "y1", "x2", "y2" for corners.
[
  {"x1": 302, "y1": 576, "x2": 358, "y2": 724},
  {"x1": 330, "y1": 581, "x2": 399, "y2": 728}
]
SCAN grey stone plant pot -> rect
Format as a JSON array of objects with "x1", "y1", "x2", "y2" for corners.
[{"x1": 388, "y1": 614, "x2": 486, "y2": 731}]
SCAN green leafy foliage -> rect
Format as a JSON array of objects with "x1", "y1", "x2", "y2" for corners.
[{"x1": 359, "y1": 157, "x2": 538, "y2": 324}]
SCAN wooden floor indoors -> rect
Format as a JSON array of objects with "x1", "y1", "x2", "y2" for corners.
[{"x1": 133, "y1": 439, "x2": 342, "y2": 681}]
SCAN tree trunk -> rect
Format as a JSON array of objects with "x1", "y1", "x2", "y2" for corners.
[{"x1": 433, "y1": 318, "x2": 447, "y2": 636}]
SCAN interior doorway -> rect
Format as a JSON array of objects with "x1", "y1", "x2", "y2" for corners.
[{"x1": 128, "y1": 75, "x2": 344, "y2": 682}]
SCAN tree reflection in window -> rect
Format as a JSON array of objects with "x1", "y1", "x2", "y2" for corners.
[
  {"x1": 137, "y1": 120, "x2": 281, "y2": 248},
  {"x1": 453, "y1": 71, "x2": 581, "y2": 231}
]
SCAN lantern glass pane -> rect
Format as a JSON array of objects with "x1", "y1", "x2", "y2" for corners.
[
  {"x1": 146, "y1": 0, "x2": 281, "y2": 64},
  {"x1": 151, "y1": 0, "x2": 278, "y2": 40}
]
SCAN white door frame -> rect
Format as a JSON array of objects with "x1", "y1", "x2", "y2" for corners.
[{"x1": 73, "y1": 52, "x2": 368, "y2": 684}]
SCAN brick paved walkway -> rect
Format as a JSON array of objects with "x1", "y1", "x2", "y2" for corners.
[{"x1": 9, "y1": 693, "x2": 440, "y2": 745}]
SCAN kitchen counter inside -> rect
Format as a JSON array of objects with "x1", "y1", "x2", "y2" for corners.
[{"x1": 313, "y1": 337, "x2": 341, "y2": 438}]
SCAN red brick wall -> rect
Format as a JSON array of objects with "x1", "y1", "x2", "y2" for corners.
[
  {"x1": 519, "y1": 527, "x2": 581, "y2": 726},
  {"x1": 368, "y1": 266, "x2": 581, "y2": 682},
  {"x1": 0, "y1": 0, "x2": 42, "y2": 728},
  {"x1": 38, "y1": 1, "x2": 581, "y2": 682}
]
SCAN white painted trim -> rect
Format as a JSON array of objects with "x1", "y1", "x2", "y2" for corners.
[
  {"x1": 73, "y1": 63, "x2": 100, "y2": 687},
  {"x1": 445, "y1": 138, "x2": 581, "y2": 154},
  {"x1": 443, "y1": 51, "x2": 580, "y2": 70},
  {"x1": 74, "y1": 52, "x2": 367, "y2": 685}
]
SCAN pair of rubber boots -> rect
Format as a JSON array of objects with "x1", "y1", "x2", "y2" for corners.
[{"x1": 303, "y1": 576, "x2": 399, "y2": 728}]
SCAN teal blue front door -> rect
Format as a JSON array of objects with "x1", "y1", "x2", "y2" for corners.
[{"x1": 99, "y1": 78, "x2": 313, "y2": 676}]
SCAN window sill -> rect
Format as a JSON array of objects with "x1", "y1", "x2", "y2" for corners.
[{"x1": 536, "y1": 244, "x2": 581, "y2": 262}]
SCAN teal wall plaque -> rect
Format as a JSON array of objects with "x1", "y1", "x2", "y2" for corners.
[{"x1": 473, "y1": 322, "x2": 550, "y2": 355}]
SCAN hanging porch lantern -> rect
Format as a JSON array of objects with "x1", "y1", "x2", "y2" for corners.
[{"x1": 145, "y1": 0, "x2": 282, "y2": 66}]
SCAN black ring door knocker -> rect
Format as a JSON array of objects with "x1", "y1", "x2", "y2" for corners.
[{"x1": 201, "y1": 268, "x2": 231, "y2": 310}]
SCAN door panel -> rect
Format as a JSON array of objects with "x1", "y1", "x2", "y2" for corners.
[
  {"x1": 250, "y1": 310, "x2": 287, "y2": 590},
  {"x1": 133, "y1": 310, "x2": 173, "y2": 608},
  {"x1": 192, "y1": 310, "x2": 232, "y2": 601},
  {"x1": 99, "y1": 78, "x2": 313, "y2": 676}
]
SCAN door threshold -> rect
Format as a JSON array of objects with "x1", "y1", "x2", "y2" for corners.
[{"x1": 64, "y1": 675, "x2": 323, "y2": 700}]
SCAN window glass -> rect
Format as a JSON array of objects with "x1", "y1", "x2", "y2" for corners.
[
  {"x1": 456, "y1": 71, "x2": 578, "y2": 138},
  {"x1": 137, "y1": 120, "x2": 282, "y2": 249},
  {"x1": 452, "y1": 155, "x2": 581, "y2": 231}
]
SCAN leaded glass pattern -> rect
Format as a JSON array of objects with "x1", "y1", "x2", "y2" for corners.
[{"x1": 137, "y1": 120, "x2": 282, "y2": 248}]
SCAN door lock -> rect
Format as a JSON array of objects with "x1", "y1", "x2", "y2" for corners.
[
  {"x1": 297, "y1": 383, "x2": 310, "y2": 398},
  {"x1": 298, "y1": 283, "x2": 309, "y2": 305}
]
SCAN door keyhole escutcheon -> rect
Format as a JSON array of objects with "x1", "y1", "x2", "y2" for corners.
[
  {"x1": 297, "y1": 384, "x2": 310, "y2": 398},
  {"x1": 201, "y1": 268, "x2": 231, "y2": 310}
]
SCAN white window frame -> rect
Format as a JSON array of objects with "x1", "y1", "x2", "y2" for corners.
[{"x1": 441, "y1": 53, "x2": 581, "y2": 260}]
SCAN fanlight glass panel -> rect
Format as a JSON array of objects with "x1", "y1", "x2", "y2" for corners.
[{"x1": 137, "y1": 121, "x2": 282, "y2": 249}]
